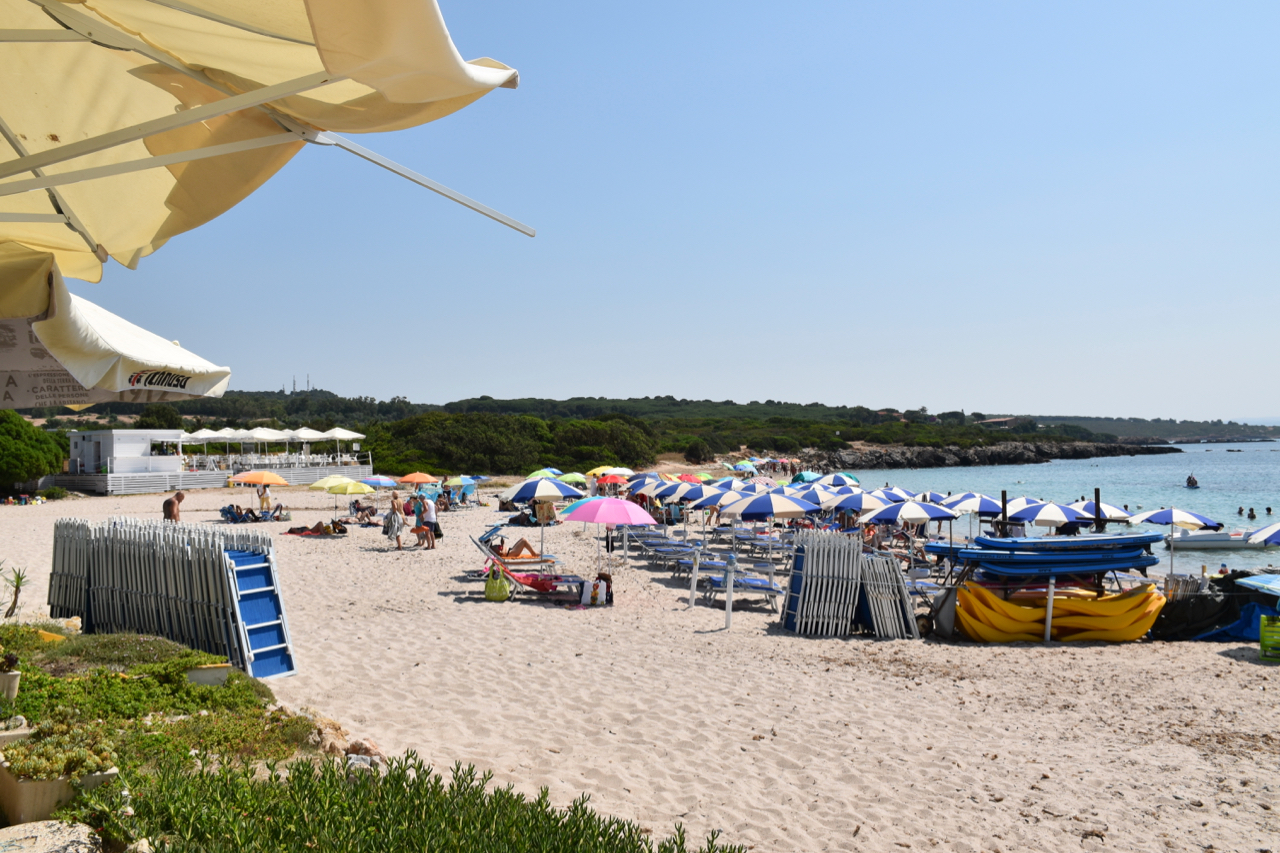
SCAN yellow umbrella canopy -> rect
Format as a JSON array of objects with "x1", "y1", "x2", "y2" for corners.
[
  {"x1": 328, "y1": 480, "x2": 374, "y2": 495},
  {"x1": 308, "y1": 475, "x2": 354, "y2": 490},
  {"x1": 585, "y1": 466, "x2": 613, "y2": 477},
  {"x1": 0, "y1": 0, "x2": 526, "y2": 283}
]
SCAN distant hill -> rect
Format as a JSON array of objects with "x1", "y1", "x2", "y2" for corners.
[{"x1": 1028, "y1": 415, "x2": 1278, "y2": 443}]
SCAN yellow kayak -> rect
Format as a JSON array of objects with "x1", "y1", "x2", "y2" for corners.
[
  {"x1": 1048, "y1": 584, "x2": 1157, "y2": 617},
  {"x1": 964, "y1": 583, "x2": 1045, "y2": 622},
  {"x1": 1056, "y1": 594, "x2": 1165, "y2": 642},
  {"x1": 959, "y1": 588, "x2": 1046, "y2": 635},
  {"x1": 957, "y1": 601, "x2": 1042, "y2": 643}
]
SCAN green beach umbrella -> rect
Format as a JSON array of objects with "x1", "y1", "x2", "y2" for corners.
[{"x1": 558, "y1": 472, "x2": 587, "y2": 484}]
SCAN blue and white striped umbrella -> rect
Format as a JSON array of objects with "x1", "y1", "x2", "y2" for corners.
[
  {"x1": 912, "y1": 490, "x2": 948, "y2": 503},
  {"x1": 1003, "y1": 496, "x2": 1045, "y2": 516},
  {"x1": 941, "y1": 493, "x2": 1003, "y2": 516},
  {"x1": 689, "y1": 489, "x2": 748, "y2": 509},
  {"x1": 816, "y1": 473, "x2": 860, "y2": 487},
  {"x1": 720, "y1": 493, "x2": 821, "y2": 520},
  {"x1": 628, "y1": 472, "x2": 662, "y2": 484},
  {"x1": 632, "y1": 480, "x2": 672, "y2": 498},
  {"x1": 825, "y1": 492, "x2": 890, "y2": 513},
  {"x1": 1067, "y1": 500, "x2": 1131, "y2": 520},
  {"x1": 712, "y1": 477, "x2": 750, "y2": 491},
  {"x1": 657, "y1": 481, "x2": 703, "y2": 501},
  {"x1": 1008, "y1": 502, "x2": 1091, "y2": 528},
  {"x1": 499, "y1": 477, "x2": 584, "y2": 503},
  {"x1": 1128, "y1": 507, "x2": 1221, "y2": 530},
  {"x1": 867, "y1": 488, "x2": 909, "y2": 503},
  {"x1": 778, "y1": 485, "x2": 836, "y2": 506},
  {"x1": 674, "y1": 484, "x2": 727, "y2": 504},
  {"x1": 1247, "y1": 521, "x2": 1280, "y2": 545},
  {"x1": 860, "y1": 501, "x2": 958, "y2": 525}
]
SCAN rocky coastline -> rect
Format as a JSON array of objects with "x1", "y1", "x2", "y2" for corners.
[{"x1": 800, "y1": 441, "x2": 1180, "y2": 471}]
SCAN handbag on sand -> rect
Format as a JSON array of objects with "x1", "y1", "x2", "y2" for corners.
[{"x1": 484, "y1": 565, "x2": 510, "y2": 602}]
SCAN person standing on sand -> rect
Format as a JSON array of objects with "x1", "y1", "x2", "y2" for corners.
[
  {"x1": 257, "y1": 483, "x2": 271, "y2": 512},
  {"x1": 162, "y1": 491, "x2": 184, "y2": 522},
  {"x1": 421, "y1": 490, "x2": 437, "y2": 549},
  {"x1": 384, "y1": 490, "x2": 406, "y2": 550}
]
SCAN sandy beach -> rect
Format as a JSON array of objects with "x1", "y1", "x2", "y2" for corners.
[{"x1": 2, "y1": 487, "x2": 1276, "y2": 852}]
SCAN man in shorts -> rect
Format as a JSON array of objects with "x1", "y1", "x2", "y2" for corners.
[{"x1": 163, "y1": 491, "x2": 184, "y2": 522}]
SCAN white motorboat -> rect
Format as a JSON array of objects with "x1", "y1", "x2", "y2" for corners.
[{"x1": 1165, "y1": 528, "x2": 1268, "y2": 550}]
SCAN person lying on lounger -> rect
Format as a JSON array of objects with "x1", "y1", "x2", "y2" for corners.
[
  {"x1": 350, "y1": 500, "x2": 378, "y2": 524},
  {"x1": 491, "y1": 537, "x2": 539, "y2": 559}
]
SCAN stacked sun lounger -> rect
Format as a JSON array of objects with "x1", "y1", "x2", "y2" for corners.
[{"x1": 48, "y1": 517, "x2": 297, "y2": 678}]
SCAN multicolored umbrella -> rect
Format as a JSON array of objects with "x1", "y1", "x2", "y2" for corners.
[
  {"x1": 233, "y1": 471, "x2": 288, "y2": 486},
  {"x1": 361, "y1": 476, "x2": 399, "y2": 489},
  {"x1": 444, "y1": 476, "x2": 476, "y2": 487},
  {"x1": 912, "y1": 491, "x2": 948, "y2": 503},
  {"x1": 748, "y1": 476, "x2": 778, "y2": 487}
]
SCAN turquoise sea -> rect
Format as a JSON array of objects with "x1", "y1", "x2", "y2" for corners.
[{"x1": 858, "y1": 442, "x2": 1280, "y2": 574}]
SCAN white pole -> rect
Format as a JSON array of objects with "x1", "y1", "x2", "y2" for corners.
[
  {"x1": 688, "y1": 551, "x2": 700, "y2": 608},
  {"x1": 1043, "y1": 575, "x2": 1056, "y2": 643},
  {"x1": 725, "y1": 556, "x2": 735, "y2": 630}
]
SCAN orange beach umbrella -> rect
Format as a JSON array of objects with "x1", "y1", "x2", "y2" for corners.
[
  {"x1": 399, "y1": 472, "x2": 439, "y2": 484},
  {"x1": 232, "y1": 471, "x2": 288, "y2": 486}
]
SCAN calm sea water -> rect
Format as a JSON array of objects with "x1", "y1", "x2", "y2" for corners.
[{"x1": 857, "y1": 442, "x2": 1280, "y2": 574}]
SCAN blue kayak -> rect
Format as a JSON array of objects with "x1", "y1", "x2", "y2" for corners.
[
  {"x1": 958, "y1": 547, "x2": 1149, "y2": 564},
  {"x1": 973, "y1": 532, "x2": 1163, "y2": 551},
  {"x1": 976, "y1": 554, "x2": 1161, "y2": 576}
]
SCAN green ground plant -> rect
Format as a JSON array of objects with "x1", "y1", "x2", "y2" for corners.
[{"x1": 63, "y1": 756, "x2": 743, "y2": 853}]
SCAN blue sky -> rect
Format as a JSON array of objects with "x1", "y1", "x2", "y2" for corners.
[{"x1": 71, "y1": 1, "x2": 1280, "y2": 421}]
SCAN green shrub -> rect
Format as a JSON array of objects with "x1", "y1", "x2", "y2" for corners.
[
  {"x1": 683, "y1": 439, "x2": 713, "y2": 464},
  {"x1": 0, "y1": 410, "x2": 64, "y2": 485},
  {"x1": 64, "y1": 757, "x2": 742, "y2": 853},
  {"x1": 37, "y1": 486, "x2": 68, "y2": 500}
]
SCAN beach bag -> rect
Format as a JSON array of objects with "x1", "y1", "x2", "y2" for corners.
[
  {"x1": 381, "y1": 517, "x2": 391, "y2": 535},
  {"x1": 1262, "y1": 615, "x2": 1280, "y2": 663},
  {"x1": 484, "y1": 565, "x2": 510, "y2": 602},
  {"x1": 580, "y1": 579, "x2": 610, "y2": 607},
  {"x1": 432, "y1": 521, "x2": 444, "y2": 539}
]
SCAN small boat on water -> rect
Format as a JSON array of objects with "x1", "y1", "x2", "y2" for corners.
[
  {"x1": 1166, "y1": 528, "x2": 1267, "y2": 550},
  {"x1": 1185, "y1": 474, "x2": 1200, "y2": 489}
]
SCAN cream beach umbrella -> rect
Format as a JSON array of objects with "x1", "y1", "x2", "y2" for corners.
[
  {"x1": 0, "y1": 0, "x2": 530, "y2": 285},
  {"x1": 0, "y1": 247, "x2": 229, "y2": 408}
]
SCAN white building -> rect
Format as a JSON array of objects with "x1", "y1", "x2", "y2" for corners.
[{"x1": 67, "y1": 429, "x2": 185, "y2": 475}]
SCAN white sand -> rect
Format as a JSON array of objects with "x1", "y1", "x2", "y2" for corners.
[{"x1": 3, "y1": 487, "x2": 1277, "y2": 852}]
